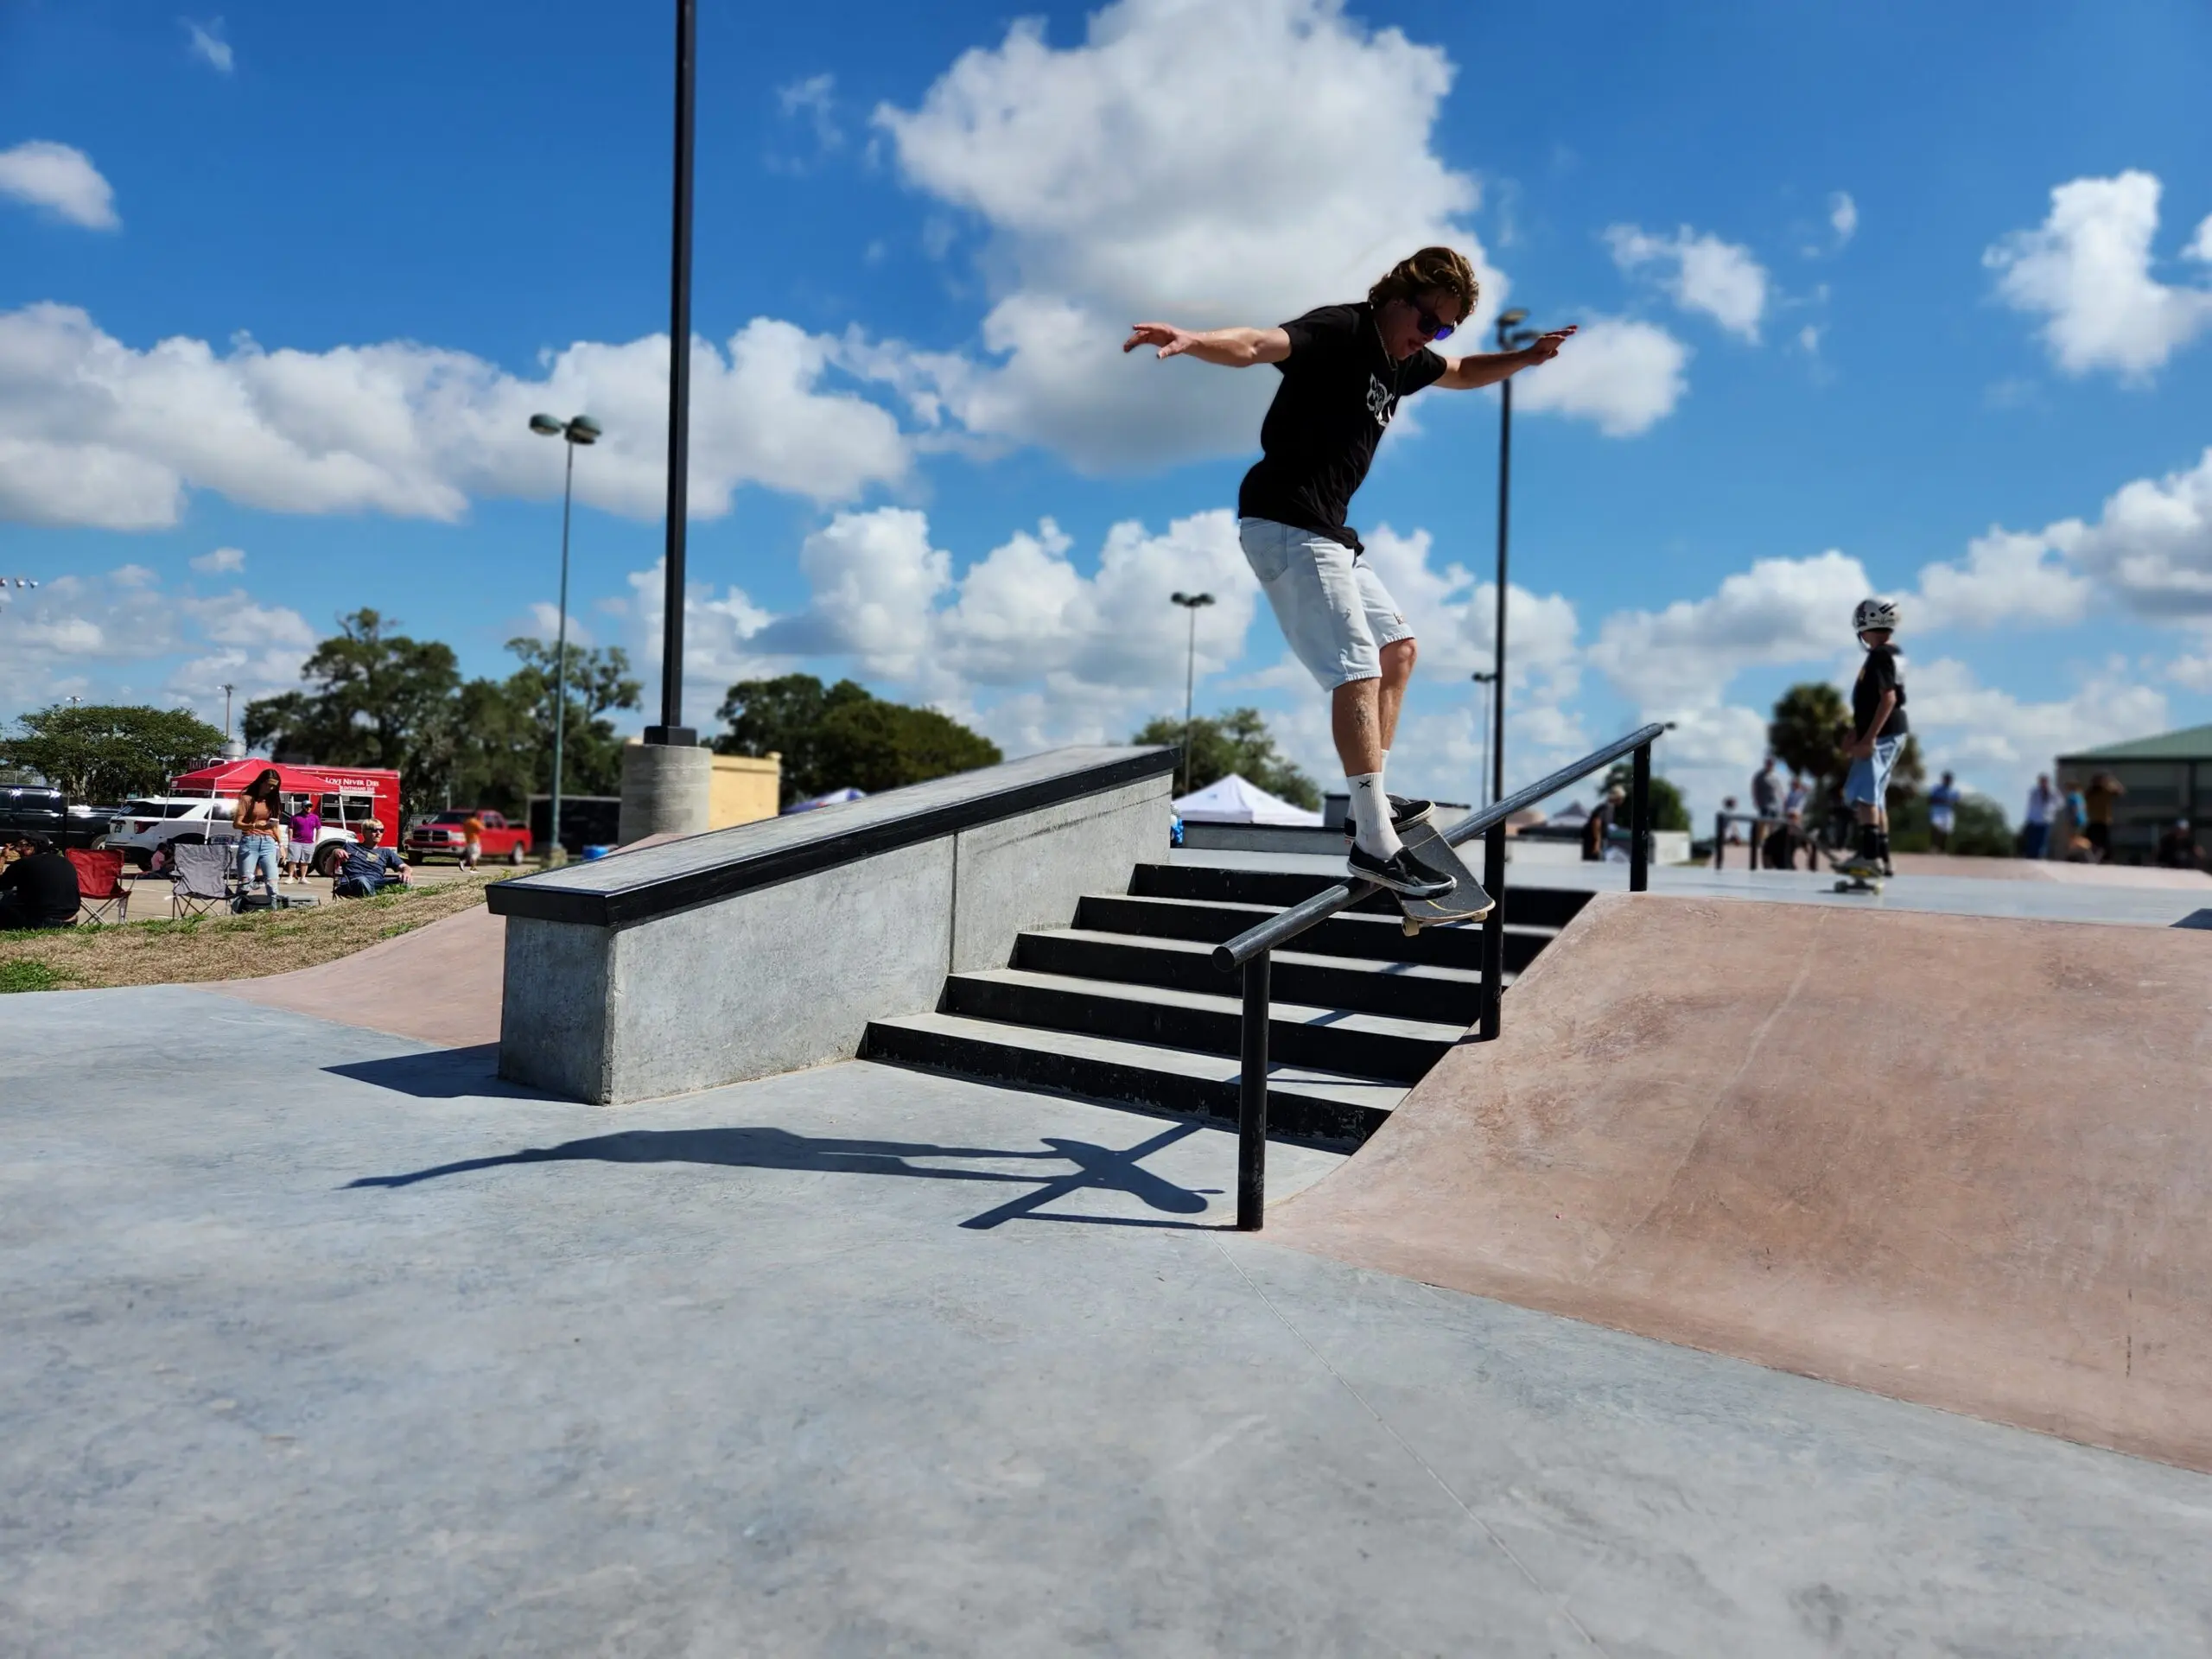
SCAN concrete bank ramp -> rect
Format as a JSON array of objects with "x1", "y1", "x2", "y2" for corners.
[
  {"x1": 1268, "y1": 892, "x2": 2212, "y2": 1471},
  {"x1": 214, "y1": 903, "x2": 503, "y2": 1049}
]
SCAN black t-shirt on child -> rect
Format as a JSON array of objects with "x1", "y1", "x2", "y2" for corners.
[
  {"x1": 1853, "y1": 644, "x2": 1908, "y2": 739},
  {"x1": 1237, "y1": 302, "x2": 1448, "y2": 554}
]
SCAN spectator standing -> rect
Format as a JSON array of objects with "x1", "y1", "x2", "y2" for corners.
[
  {"x1": 461, "y1": 810, "x2": 485, "y2": 871},
  {"x1": 330, "y1": 819, "x2": 410, "y2": 899},
  {"x1": 2154, "y1": 819, "x2": 2203, "y2": 870},
  {"x1": 1751, "y1": 757, "x2": 1783, "y2": 824},
  {"x1": 1928, "y1": 772, "x2": 1960, "y2": 854},
  {"x1": 285, "y1": 801, "x2": 321, "y2": 885},
  {"x1": 0, "y1": 832, "x2": 80, "y2": 929},
  {"x1": 232, "y1": 767, "x2": 286, "y2": 895},
  {"x1": 2021, "y1": 774, "x2": 2059, "y2": 860},
  {"x1": 2083, "y1": 772, "x2": 2124, "y2": 861}
]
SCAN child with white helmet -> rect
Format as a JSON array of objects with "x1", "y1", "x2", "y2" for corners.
[{"x1": 1844, "y1": 597, "x2": 1907, "y2": 878}]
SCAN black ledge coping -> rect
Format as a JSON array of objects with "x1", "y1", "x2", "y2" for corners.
[{"x1": 486, "y1": 745, "x2": 1178, "y2": 931}]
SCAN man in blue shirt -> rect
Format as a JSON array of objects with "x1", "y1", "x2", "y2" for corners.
[
  {"x1": 1927, "y1": 771, "x2": 1960, "y2": 854},
  {"x1": 330, "y1": 819, "x2": 410, "y2": 899}
]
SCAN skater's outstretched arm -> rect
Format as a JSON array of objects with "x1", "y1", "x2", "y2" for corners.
[
  {"x1": 1122, "y1": 322, "x2": 1290, "y2": 367},
  {"x1": 1437, "y1": 327, "x2": 1578, "y2": 390}
]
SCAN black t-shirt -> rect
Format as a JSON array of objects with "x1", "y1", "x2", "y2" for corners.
[
  {"x1": 0, "y1": 851, "x2": 80, "y2": 925},
  {"x1": 1237, "y1": 302, "x2": 1447, "y2": 553},
  {"x1": 1853, "y1": 645, "x2": 1908, "y2": 739}
]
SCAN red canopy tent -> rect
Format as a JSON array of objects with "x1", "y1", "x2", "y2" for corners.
[{"x1": 168, "y1": 759, "x2": 402, "y2": 833}]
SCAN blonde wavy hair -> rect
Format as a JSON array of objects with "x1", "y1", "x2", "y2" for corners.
[{"x1": 1368, "y1": 246, "x2": 1480, "y2": 321}]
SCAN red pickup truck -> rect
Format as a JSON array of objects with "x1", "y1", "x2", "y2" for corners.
[{"x1": 404, "y1": 809, "x2": 533, "y2": 865}]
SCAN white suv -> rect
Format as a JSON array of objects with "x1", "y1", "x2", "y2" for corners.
[{"x1": 99, "y1": 797, "x2": 242, "y2": 868}]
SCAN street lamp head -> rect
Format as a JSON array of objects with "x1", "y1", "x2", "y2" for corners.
[
  {"x1": 566, "y1": 415, "x2": 602, "y2": 446},
  {"x1": 1172, "y1": 591, "x2": 1216, "y2": 610},
  {"x1": 529, "y1": 413, "x2": 565, "y2": 436},
  {"x1": 1497, "y1": 308, "x2": 1528, "y2": 328}
]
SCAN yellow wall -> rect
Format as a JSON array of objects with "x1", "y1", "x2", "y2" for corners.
[{"x1": 709, "y1": 752, "x2": 781, "y2": 830}]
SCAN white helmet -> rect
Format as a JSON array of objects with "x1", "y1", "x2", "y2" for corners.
[{"x1": 1853, "y1": 596, "x2": 1901, "y2": 635}]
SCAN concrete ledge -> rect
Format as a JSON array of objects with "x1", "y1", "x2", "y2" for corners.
[{"x1": 495, "y1": 747, "x2": 1175, "y2": 1103}]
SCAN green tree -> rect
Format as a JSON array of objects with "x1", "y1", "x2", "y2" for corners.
[
  {"x1": 244, "y1": 609, "x2": 462, "y2": 819},
  {"x1": 1767, "y1": 683, "x2": 1849, "y2": 791},
  {"x1": 1950, "y1": 793, "x2": 2015, "y2": 857},
  {"x1": 715, "y1": 673, "x2": 1001, "y2": 804},
  {"x1": 1599, "y1": 762, "x2": 1691, "y2": 831},
  {"x1": 0, "y1": 704, "x2": 227, "y2": 801},
  {"x1": 1131, "y1": 708, "x2": 1319, "y2": 809}
]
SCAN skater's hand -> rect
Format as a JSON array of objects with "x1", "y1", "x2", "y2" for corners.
[
  {"x1": 1123, "y1": 322, "x2": 1196, "y2": 359},
  {"x1": 1846, "y1": 734, "x2": 1873, "y2": 760},
  {"x1": 1522, "y1": 326, "x2": 1576, "y2": 364}
]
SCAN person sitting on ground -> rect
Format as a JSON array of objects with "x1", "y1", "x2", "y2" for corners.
[
  {"x1": 1761, "y1": 809, "x2": 1809, "y2": 870},
  {"x1": 0, "y1": 832, "x2": 81, "y2": 930},
  {"x1": 2154, "y1": 818, "x2": 2204, "y2": 870},
  {"x1": 1580, "y1": 786, "x2": 1623, "y2": 861},
  {"x1": 329, "y1": 819, "x2": 410, "y2": 899},
  {"x1": 1842, "y1": 597, "x2": 1908, "y2": 880},
  {"x1": 1928, "y1": 770, "x2": 1960, "y2": 855},
  {"x1": 2082, "y1": 772, "x2": 2124, "y2": 861}
]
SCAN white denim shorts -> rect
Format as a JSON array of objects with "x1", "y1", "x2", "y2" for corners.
[{"x1": 1238, "y1": 518, "x2": 1413, "y2": 691}]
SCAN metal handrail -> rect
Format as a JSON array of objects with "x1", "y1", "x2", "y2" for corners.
[
  {"x1": 1215, "y1": 721, "x2": 1668, "y2": 1231},
  {"x1": 1211, "y1": 721, "x2": 1667, "y2": 970}
]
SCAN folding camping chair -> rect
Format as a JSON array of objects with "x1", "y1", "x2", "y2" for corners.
[
  {"x1": 169, "y1": 842, "x2": 234, "y2": 919},
  {"x1": 64, "y1": 847, "x2": 130, "y2": 925}
]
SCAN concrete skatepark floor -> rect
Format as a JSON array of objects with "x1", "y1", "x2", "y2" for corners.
[{"x1": 6, "y1": 988, "x2": 2212, "y2": 1656}]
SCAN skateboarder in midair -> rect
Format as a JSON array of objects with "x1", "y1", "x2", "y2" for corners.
[
  {"x1": 1843, "y1": 598, "x2": 1908, "y2": 880},
  {"x1": 1124, "y1": 247, "x2": 1573, "y2": 896}
]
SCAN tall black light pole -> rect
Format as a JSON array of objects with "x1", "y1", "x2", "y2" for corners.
[
  {"x1": 648, "y1": 0, "x2": 697, "y2": 747},
  {"x1": 1170, "y1": 592, "x2": 1215, "y2": 795},
  {"x1": 1469, "y1": 670, "x2": 1497, "y2": 809},
  {"x1": 531, "y1": 413, "x2": 602, "y2": 862},
  {"x1": 1480, "y1": 307, "x2": 1539, "y2": 1041}
]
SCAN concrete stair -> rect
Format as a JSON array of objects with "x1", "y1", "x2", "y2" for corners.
[{"x1": 861, "y1": 857, "x2": 1589, "y2": 1146}]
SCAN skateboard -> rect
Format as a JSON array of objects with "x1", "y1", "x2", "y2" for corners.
[
  {"x1": 1389, "y1": 817, "x2": 1496, "y2": 936},
  {"x1": 1832, "y1": 861, "x2": 1884, "y2": 896}
]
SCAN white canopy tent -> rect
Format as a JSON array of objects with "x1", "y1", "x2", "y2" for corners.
[{"x1": 1172, "y1": 773, "x2": 1324, "y2": 826}]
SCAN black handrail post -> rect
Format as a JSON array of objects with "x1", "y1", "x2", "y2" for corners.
[
  {"x1": 1713, "y1": 811, "x2": 1726, "y2": 869},
  {"x1": 1479, "y1": 823, "x2": 1505, "y2": 1039},
  {"x1": 1237, "y1": 950, "x2": 1271, "y2": 1230},
  {"x1": 1630, "y1": 741, "x2": 1651, "y2": 893}
]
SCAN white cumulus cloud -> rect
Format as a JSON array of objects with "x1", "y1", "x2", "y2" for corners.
[
  {"x1": 0, "y1": 141, "x2": 119, "y2": 231},
  {"x1": 189, "y1": 545, "x2": 246, "y2": 574},
  {"x1": 1828, "y1": 192, "x2": 1858, "y2": 249},
  {"x1": 1912, "y1": 526, "x2": 2092, "y2": 630},
  {"x1": 1510, "y1": 316, "x2": 1689, "y2": 436},
  {"x1": 870, "y1": 0, "x2": 1660, "y2": 466},
  {"x1": 1984, "y1": 170, "x2": 2212, "y2": 379},
  {"x1": 1605, "y1": 223, "x2": 1770, "y2": 340},
  {"x1": 1588, "y1": 549, "x2": 1871, "y2": 712},
  {"x1": 0, "y1": 303, "x2": 915, "y2": 530},
  {"x1": 185, "y1": 19, "x2": 234, "y2": 73}
]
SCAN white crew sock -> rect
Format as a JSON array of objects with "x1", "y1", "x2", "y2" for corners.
[{"x1": 1347, "y1": 770, "x2": 1402, "y2": 860}]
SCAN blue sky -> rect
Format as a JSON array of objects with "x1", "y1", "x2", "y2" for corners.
[{"x1": 4, "y1": 0, "x2": 2210, "y2": 818}]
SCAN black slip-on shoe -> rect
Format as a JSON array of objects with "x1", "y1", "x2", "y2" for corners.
[
  {"x1": 1338, "y1": 795, "x2": 1436, "y2": 839},
  {"x1": 1347, "y1": 840, "x2": 1457, "y2": 899}
]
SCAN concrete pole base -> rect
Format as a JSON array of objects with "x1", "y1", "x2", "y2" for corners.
[{"x1": 619, "y1": 742, "x2": 713, "y2": 845}]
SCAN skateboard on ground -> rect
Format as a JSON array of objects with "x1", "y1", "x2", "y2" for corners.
[
  {"x1": 1832, "y1": 861, "x2": 1884, "y2": 896},
  {"x1": 1388, "y1": 816, "x2": 1496, "y2": 936}
]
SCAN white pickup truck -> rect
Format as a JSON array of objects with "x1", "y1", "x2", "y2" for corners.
[{"x1": 99, "y1": 797, "x2": 357, "y2": 874}]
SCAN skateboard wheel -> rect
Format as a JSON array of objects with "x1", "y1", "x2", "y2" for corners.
[{"x1": 1402, "y1": 918, "x2": 1421, "y2": 937}]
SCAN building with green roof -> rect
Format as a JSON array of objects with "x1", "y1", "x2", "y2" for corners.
[{"x1": 2056, "y1": 723, "x2": 2212, "y2": 863}]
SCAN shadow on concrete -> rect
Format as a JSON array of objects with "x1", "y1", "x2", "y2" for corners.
[
  {"x1": 346, "y1": 1119, "x2": 1226, "y2": 1229},
  {"x1": 325, "y1": 1045, "x2": 556, "y2": 1102}
]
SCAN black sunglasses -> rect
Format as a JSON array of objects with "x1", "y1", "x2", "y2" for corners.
[{"x1": 1414, "y1": 304, "x2": 1456, "y2": 342}]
